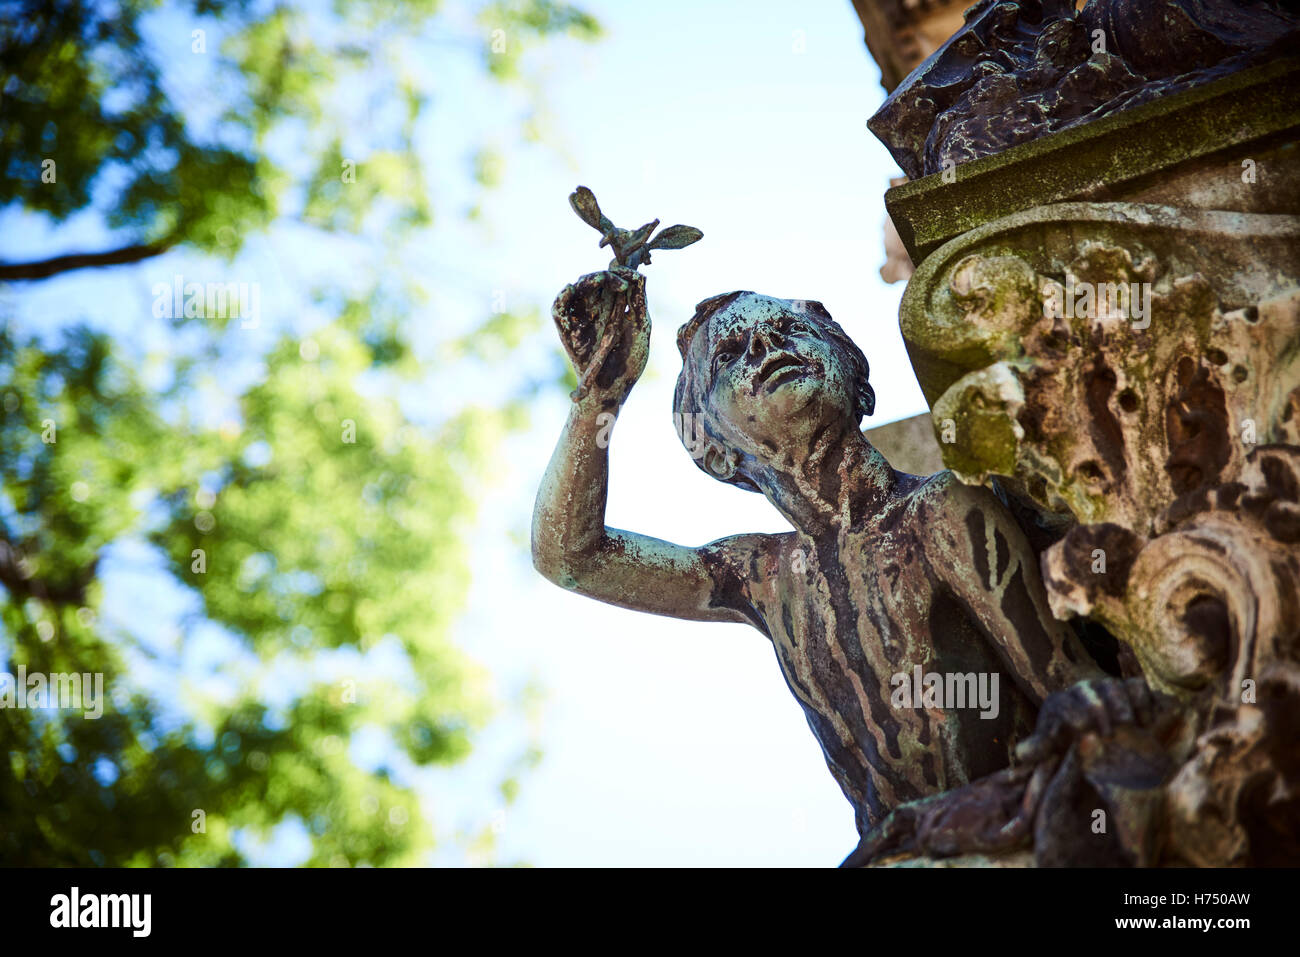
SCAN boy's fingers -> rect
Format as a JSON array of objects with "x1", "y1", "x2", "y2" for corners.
[
  {"x1": 1019, "y1": 676, "x2": 1162, "y2": 767},
  {"x1": 1016, "y1": 720, "x2": 1069, "y2": 763},
  {"x1": 1014, "y1": 735, "x2": 1049, "y2": 764},
  {"x1": 1098, "y1": 680, "x2": 1133, "y2": 728},
  {"x1": 1125, "y1": 678, "x2": 1156, "y2": 725},
  {"x1": 1056, "y1": 689, "x2": 1096, "y2": 738}
]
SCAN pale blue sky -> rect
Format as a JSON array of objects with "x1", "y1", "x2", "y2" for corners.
[{"x1": 1, "y1": 0, "x2": 923, "y2": 866}]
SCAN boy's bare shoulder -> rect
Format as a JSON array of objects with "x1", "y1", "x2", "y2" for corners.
[
  {"x1": 699, "y1": 530, "x2": 795, "y2": 611},
  {"x1": 882, "y1": 469, "x2": 1005, "y2": 551},
  {"x1": 901, "y1": 469, "x2": 997, "y2": 516},
  {"x1": 888, "y1": 470, "x2": 1038, "y2": 590},
  {"x1": 701, "y1": 530, "x2": 795, "y2": 575}
]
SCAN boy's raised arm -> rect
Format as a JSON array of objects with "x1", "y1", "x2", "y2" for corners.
[{"x1": 531, "y1": 269, "x2": 766, "y2": 629}]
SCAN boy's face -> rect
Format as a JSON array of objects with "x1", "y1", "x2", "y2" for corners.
[{"x1": 687, "y1": 294, "x2": 861, "y2": 474}]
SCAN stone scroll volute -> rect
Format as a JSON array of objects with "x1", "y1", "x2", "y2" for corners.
[{"x1": 897, "y1": 200, "x2": 1300, "y2": 864}]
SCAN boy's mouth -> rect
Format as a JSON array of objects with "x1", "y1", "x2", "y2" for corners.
[{"x1": 755, "y1": 352, "x2": 805, "y2": 391}]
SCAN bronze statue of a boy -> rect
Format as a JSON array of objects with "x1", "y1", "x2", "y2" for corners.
[{"x1": 534, "y1": 191, "x2": 1153, "y2": 863}]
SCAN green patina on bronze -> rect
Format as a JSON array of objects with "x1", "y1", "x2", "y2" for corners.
[
  {"x1": 531, "y1": 0, "x2": 1300, "y2": 869},
  {"x1": 533, "y1": 187, "x2": 1166, "y2": 866}
]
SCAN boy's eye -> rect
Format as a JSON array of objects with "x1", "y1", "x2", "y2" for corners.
[{"x1": 712, "y1": 352, "x2": 733, "y2": 372}]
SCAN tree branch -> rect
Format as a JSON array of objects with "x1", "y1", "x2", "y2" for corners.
[
  {"x1": 0, "y1": 536, "x2": 98, "y2": 606},
  {"x1": 0, "y1": 239, "x2": 175, "y2": 281}
]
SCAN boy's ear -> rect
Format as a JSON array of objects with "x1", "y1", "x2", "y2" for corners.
[
  {"x1": 703, "y1": 440, "x2": 755, "y2": 488},
  {"x1": 702, "y1": 441, "x2": 737, "y2": 482},
  {"x1": 699, "y1": 437, "x2": 761, "y2": 493}
]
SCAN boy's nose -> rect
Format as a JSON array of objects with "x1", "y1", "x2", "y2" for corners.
[{"x1": 748, "y1": 324, "x2": 783, "y2": 357}]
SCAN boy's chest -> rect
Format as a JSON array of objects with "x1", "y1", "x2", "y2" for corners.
[
  {"x1": 748, "y1": 528, "x2": 1033, "y2": 813},
  {"x1": 758, "y1": 528, "x2": 935, "y2": 668}
]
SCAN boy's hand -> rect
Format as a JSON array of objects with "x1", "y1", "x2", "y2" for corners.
[
  {"x1": 552, "y1": 267, "x2": 649, "y2": 407},
  {"x1": 1015, "y1": 677, "x2": 1159, "y2": 764}
]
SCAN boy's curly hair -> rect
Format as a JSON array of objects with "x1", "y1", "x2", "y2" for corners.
[{"x1": 672, "y1": 292, "x2": 875, "y2": 492}]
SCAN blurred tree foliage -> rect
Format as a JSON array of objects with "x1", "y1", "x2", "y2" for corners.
[{"x1": 0, "y1": 0, "x2": 597, "y2": 865}]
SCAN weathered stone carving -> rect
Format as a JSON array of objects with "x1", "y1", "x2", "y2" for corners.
[
  {"x1": 869, "y1": 0, "x2": 1300, "y2": 180},
  {"x1": 1165, "y1": 661, "x2": 1300, "y2": 866},
  {"x1": 878, "y1": 31, "x2": 1300, "y2": 861},
  {"x1": 901, "y1": 203, "x2": 1300, "y2": 523},
  {"x1": 891, "y1": 197, "x2": 1300, "y2": 863}
]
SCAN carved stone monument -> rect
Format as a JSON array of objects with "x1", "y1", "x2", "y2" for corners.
[
  {"x1": 870, "y1": 0, "x2": 1300, "y2": 866},
  {"x1": 533, "y1": 0, "x2": 1299, "y2": 867}
]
